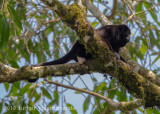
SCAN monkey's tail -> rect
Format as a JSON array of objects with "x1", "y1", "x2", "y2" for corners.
[
  {"x1": 28, "y1": 42, "x2": 78, "y2": 82},
  {"x1": 32, "y1": 41, "x2": 81, "y2": 67},
  {"x1": 32, "y1": 52, "x2": 75, "y2": 67},
  {"x1": 32, "y1": 41, "x2": 80, "y2": 67},
  {"x1": 28, "y1": 52, "x2": 74, "y2": 82}
]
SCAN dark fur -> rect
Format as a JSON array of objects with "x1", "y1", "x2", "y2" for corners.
[{"x1": 28, "y1": 24, "x2": 131, "y2": 82}]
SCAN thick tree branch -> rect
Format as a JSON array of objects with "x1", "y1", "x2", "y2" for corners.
[
  {"x1": 0, "y1": 63, "x2": 17, "y2": 81},
  {"x1": 37, "y1": 1, "x2": 160, "y2": 107},
  {"x1": 0, "y1": 60, "x2": 102, "y2": 83},
  {"x1": 120, "y1": 48, "x2": 160, "y2": 87},
  {"x1": 82, "y1": 0, "x2": 160, "y2": 87},
  {"x1": 120, "y1": 0, "x2": 160, "y2": 86}
]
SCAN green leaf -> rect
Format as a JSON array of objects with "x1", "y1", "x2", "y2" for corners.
[
  {"x1": 54, "y1": 91, "x2": 59, "y2": 105},
  {"x1": 66, "y1": 103, "x2": 77, "y2": 114},
  {"x1": 149, "y1": 10, "x2": 158, "y2": 22},
  {"x1": 10, "y1": 85, "x2": 18, "y2": 95},
  {"x1": 69, "y1": 32, "x2": 77, "y2": 44},
  {"x1": 53, "y1": 37, "x2": 59, "y2": 59},
  {"x1": 41, "y1": 87, "x2": 52, "y2": 100},
  {"x1": 45, "y1": 27, "x2": 53, "y2": 36},
  {"x1": 93, "y1": 110, "x2": 99, "y2": 114},
  {"x1": 0, "y1": 16, "x2": 9, "y2": 48},
  {"x1": 19, "y1": 84, "x2": 31, "y2": 95},
  {"x1": 63, "y1": 43, "x2": 69, "y2": 52},
  {"x1": 149, "y1": 29, "x2": 159, "y2": 49},
  {"x1": 7, "y1": 4, "x2": 22, "y2": 29},
  {"x1": 152, "y1": 56, "x2": 160, "y2": 65},
  {"x1": 34, "y1": 93, "x2": 41, "y2": 103},
  {"x1": 103, "y1": 9, "x2": 108, "y2": 14},
  {"x1": 135, "y1": 3, "x2": 146, "y2": 24},
  {"x1": 116, "y1": 89, "x2": 127, "y2": 101},
  {"x1": 140, "y1": 41, "x2": 147, "y2": 56},
  {"x1": 0, "y1": 0, "x2": 3, "y2": 6},
  {"x1": 135, "y1": 3, "x2": 143, "y2": 12},
  {"x1": 91, "y1": 22, "x2": 99, "y2": 28},
  {"x1": 13, "y1": 81, "x2": 20, "y2": 89},
  {"x1": 0, "y1": 14, "x2": 2, "y2": 29},
  {"x1": 4, "y1": 83, "x2": 10, "y2": 92},
  {"x1": 96, "y1": 82, "x2": 107, "y2": 91},
  {"x1": 143, "y1": 3, "x2": 158, "y2": 22},
  {"x1": 83, "y1": 95, "x2": 90, "y2": 113},
  {"x1": 28, "y1": 108, "x2": 40, "y2": 114},
  {"x1": 146, "y1": 108, "x2": 160, "y2": 114},
  {"x1": 108, "y1": 79, "x2": 117, "y2": 99},
  {"x1": 8, "y1": 60, "x2": 19, "y2": 68},
  {"x1": 48, "y1": 100, "x2": 57, "y2": 106},
  {"x1": 54, "y1": 91, "x2": 59, "y2": 99},
  {"x1": 9, "y1": 81, "x2": 21, "y2": 95},
  {"x1": 43, "y1": 37, "x2": 50, "y2": 57},
  {"x1": 129, "y1": 96, "x2": 133, "y2": 101},
  {"x1": 0, "y1": 102, "x2": 2, "y2": 113}
]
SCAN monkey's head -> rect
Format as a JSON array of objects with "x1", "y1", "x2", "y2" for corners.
[
  {"x1": 117, "y1": 24, "x2": 131, "y2": 47},
  {"x1": 96, "y1": 24, "x2": 131, "y2": 51}
]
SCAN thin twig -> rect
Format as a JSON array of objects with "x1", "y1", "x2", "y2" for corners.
[{"x1": 45, "y1": 79, "x2": 143, "y2": 111}]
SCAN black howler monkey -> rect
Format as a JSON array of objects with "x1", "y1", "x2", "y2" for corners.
[{"x1": 28, "y1": 24, "x2": 131, "y2": 82}]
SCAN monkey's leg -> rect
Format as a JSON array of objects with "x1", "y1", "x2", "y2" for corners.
[{"x1": 77, "y1": 56, "x2": 86, "y2": 64}]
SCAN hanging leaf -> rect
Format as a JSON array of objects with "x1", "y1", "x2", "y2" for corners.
[
  {"x1": 135, "y1": 3, "x2": 143, "y2": 12},
  {"x1": 152, "y1": 56, "x2": 160, "y2": 65},
  {"x1": 0, "y1": 16, "x2": 9, "y2": 48},
  {"x1": 54, "y1": 91, "x2": 59, "y2": 105},
  {"x1": 0, "y1": 101, "x2": 2, "y2": 113},
  {"x1": 63, "y1": 43, "x2": 69, "y2": 52},
  {"x1": 83, "y1": 95, "x2": 90, "y2": 113},
  {"x1": 19, "y1": 84, "x2": 31, "y2": 95},
  {"x1": 91, "y1": 22, "x2": 99, "y2": 28},
  {"x1": 4, "y1": 83, "x2": 10, "y2": 92},
  {"x1": 7, "y1": 4, "x2": 22, "y2": 29},
  {"x1": 48, "y1": 100, "x2": 57, "y2": 106},
  {"x1": 41, "y1": 87, "x2": 52, "y2": 100},
  {"x1": 54, "y1": 91, "x2": 59, "y2": 99},
  {"x1": 96, "y1": 82, "x2": 107, "y2": 91},
  {"x1": 135, "y1": 3, "x2": 146, "y2": 24},
  {"x1": 66, "y1": 103, "x2": 77, "y2": 114},
  {"x1": 144, "y1": 3, "x2": 158, "y2": 23},
  {"x1": 140, "y1": 41, "x2": 147, "y2": 56}
]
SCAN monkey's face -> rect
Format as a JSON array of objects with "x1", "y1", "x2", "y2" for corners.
[
  {"x1": 117, "y1": 25, "x2": 131, "y2": 47},
  {"x1": 96, "y1": 25, "x2": 131, "y2": 50}
]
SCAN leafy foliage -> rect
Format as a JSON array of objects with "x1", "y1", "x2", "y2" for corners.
[{"x1": 0, "y1": 0, "x2": 160, "y2": 113}]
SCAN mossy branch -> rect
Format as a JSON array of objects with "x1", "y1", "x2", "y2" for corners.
[{"x1": 38, "y1": 0, "x2": 160, "y2": 107}]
